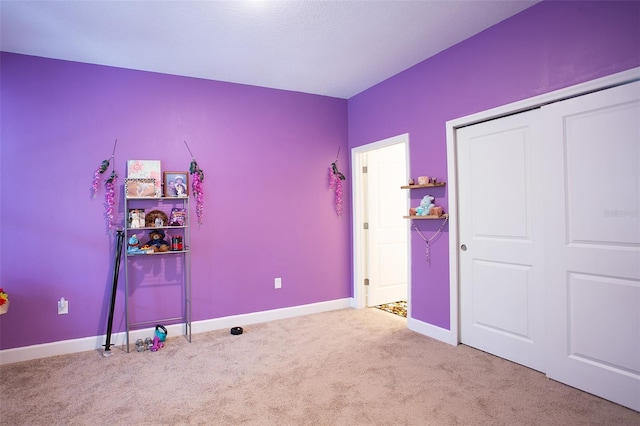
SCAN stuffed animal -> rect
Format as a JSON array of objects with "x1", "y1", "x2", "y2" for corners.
[
  {"x1": 127, "y1": 234, "x2": 145, "y2": 254},
  {"x1": 146, "y1": 229, "x2": 170, "y2": 252},
  {"x1": 416, "y1": 195, "x2": 435, "y2": 216},
  {"x1": 130, "y1": 210, "x2": 144, "y2": 228}
]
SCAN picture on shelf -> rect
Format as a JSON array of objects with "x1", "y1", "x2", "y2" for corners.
[
  {"x1": 127, "y1": 160, "x2": 162, "y2": 197},
  {"x1": 170, "y1": 208, "x2": 186, "y2": 226},
  {"x1": 125, "y1": 178, "x2": 157, "y2": 198},
  {"x1": 164, "y1": 172, "x2": 189, "y2": 197},
  {"x1": 128, "y1": 209, "x2": 146, "y2": 228}
]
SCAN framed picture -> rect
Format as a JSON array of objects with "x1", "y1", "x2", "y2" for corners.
[
  {"x1": 125, "y1": 178, "x2": 157, "y2": 198},
  {"x1": 164, "y1": 172, "x2": 188, "y2": 197},
  {"x1": 128, "y1": 209, "x2": 146, "y2": 229},
  {"x1": 127, "y1": 160, "x2": 162, "y2": 197}
]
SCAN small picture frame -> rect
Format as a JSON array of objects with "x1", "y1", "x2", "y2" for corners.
[
  {"x1": 128, "y1": 209, "x2": 146, "y2": 229},
  {"x1": 127, "y1": 160, "x2": 162, "y2": 197},
  {"x1": 164, "y1": 172, "x2": 188, "y2": 197},
  {"x1": 125, "y1": 178, "x2": 157, "y2": 198}
]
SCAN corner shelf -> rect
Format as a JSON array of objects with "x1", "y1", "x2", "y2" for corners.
[
  {"x1": 126, "y1": 249, "x2": 190, "y2": 257},
  {"x1": 400, "y1": 182, "x2": 446, "y2": 189},
  {"x1": 404, "y1": 214, "x2": 449, "y2": 220},
  {"x1": 403, "y1": 180, "x2": 447, "y2": 219}
]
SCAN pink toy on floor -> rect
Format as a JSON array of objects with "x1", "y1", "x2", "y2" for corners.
[{"x1": 150, "y1": 336, "x2": 164, "y2": 352}]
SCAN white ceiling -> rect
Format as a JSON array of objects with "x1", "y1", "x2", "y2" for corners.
[{"x1": 0, "y1": 1, "x2": 540, "y2": 99}]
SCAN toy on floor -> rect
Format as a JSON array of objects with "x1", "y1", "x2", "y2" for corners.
[
  {"x1": 135, "y1": 332, "x2": 167, "y2": 352},
  {"x1": 155, "y1": 324, "x2": 168, "y2": 342},
  {"x1": 150, "y1": 336, "x2": 164, "y2": 352},
  {"x1": 150, "y1": 324, "x2": 168, "y2": 352},
  {"x1": 135, "y1": 337, "x2": 158, "y2": 352},
  {"x1": 135, "y1": 338, "x2": 145, "y2": 352}
]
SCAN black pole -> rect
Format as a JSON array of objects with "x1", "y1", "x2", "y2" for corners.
[{"x1": 103, "y1": 228, "x2": 124, "y2": 357}]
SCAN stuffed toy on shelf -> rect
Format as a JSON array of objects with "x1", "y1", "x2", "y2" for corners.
[
  {"x1": 412, "y1": 195, "x2": 445, "y2": 217},
  {"x1": 416, "y1": 195, "x2": 435, "y2": 216},
  {"x1": 146, "y1": 229, "x2": 170, "y2": 252}
]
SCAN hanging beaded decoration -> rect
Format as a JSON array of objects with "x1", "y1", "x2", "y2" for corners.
[
  {"x1": 412, "y1": 216, "x2": 449, "y2": 265},
  {"x1": 329, "y1": 147, "x2": 346, "y2": 216}
]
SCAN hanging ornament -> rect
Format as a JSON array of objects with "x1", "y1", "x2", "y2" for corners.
[
  {"x1": 91, "y1": 139, "x2": 119, "y2": 231},
  {"x1": 329, "y1": 148, "x2": 346, "y2": 216},
  {"x1": 184, "y1": 141, "x2": 205, "y2": 226},
  {"x1": 104, "y1": 170, "x2": 117, "y2": 230},
  {"x1": 412, "y1": 216, "x2": 449, "y2": 265}
]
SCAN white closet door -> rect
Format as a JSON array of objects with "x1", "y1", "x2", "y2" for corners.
[
  {"x1": 543, "y1": 81, "x2": 640, "y2": 411},
  {"x1": 458, "y1": 109, "x2": 546, "y2": 372}
]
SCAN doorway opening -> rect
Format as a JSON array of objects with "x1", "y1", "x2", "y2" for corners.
[
  {"x1": 351, "y1": 134, "x2": 410, "y2": 319},
  {"x1": 374, "y1": 301, "x2": 407, "y2": 318}
]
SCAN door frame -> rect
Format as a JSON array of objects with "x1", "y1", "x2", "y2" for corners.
[
  {"x1": 351, "y1": 134, "x2": 410, "y2": 311},
  {"x1": 445, "y1": 67, "x2": 640, "y2": 345}
]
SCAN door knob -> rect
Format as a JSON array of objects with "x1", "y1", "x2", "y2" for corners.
[{"x1": 460, "y1": 244, "x2": 467, "y2": 251}]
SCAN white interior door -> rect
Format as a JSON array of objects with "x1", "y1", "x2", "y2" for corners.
[
  {"x1": 366, "y1": 143, "x2": 408, "y2": 307},
  {"x1": 458, "y1": 109, "x2": 546, "y2": 372},
  {"x1": 543, "y1": 81, "x2": 640, "y2": 411}
]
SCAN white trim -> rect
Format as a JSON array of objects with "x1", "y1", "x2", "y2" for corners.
[
  {"x1": 0, "y1": 298, "x2": 352, "y2": 365},
  {"x1": 191, "y1": 298, "x2": 351, "y2": 334},
  {"x1": 445, "y1": 123, "x2": 460, "y2": 345},
  {"x1": 445, "y1": 67, "x2": 640, "y2": 345},
  {"x1": 447, "y1": 68, "x2": 640, "y2": 130},
  {"x1": 351, "y1": 147, "x2": 367, "y2": 309},
  {"x1": 407, "y1": 317, "x2": 457, "y2": 345},
  {"x1": 351, "y1": 134, "x2": 410, "y2": 312}
]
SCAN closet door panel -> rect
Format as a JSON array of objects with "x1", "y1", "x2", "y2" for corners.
[{"x1": 543, "y1": 81, "x2": 640, "y2": 411}]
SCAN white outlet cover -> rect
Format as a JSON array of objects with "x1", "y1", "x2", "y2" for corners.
[{"x1": 58, "y1": 298, "x2": 69, "y2": 315}]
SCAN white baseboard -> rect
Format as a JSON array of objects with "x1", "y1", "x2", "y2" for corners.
[
  {"x1": 407, "y1": 316, "x2": 458, "y2": 346},
  {"x1": 0, "y1": 298, "x2": 353, "y2": 365}
]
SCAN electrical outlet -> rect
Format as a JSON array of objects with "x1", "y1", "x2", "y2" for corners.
[
  {"x1": 58, "y1": 297, "x2": 69, "y2": 315},
  {"x1": 274, "y1": 277, "x2": 282, "y2": 289}
]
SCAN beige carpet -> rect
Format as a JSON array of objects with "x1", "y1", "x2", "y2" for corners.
[{"x1": 1, "y1": 308, "x2": 638, "y2": 425}]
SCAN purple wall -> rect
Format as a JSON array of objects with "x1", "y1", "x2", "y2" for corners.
[
  {"x1": 348, "y1": 1, "x2": 640, "y2": 328},
  {"x1": 2, "y1": 0, "x2": 639, "y2": 351},
  {"x1": 0, "y1": 55, "x2": 350, "y2": 350}
]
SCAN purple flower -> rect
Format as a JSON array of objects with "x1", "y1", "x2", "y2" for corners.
[{"x1": 190, "y1": 159, "x2": 205, "y2": 226}]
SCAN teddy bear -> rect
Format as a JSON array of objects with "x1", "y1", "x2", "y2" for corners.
[
  {"x1": 415, "y1": 195, "x2": 435, "y2": 216},
  {"x1": 146, "y1": 229, "x2": 170, "y2": 252}
]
